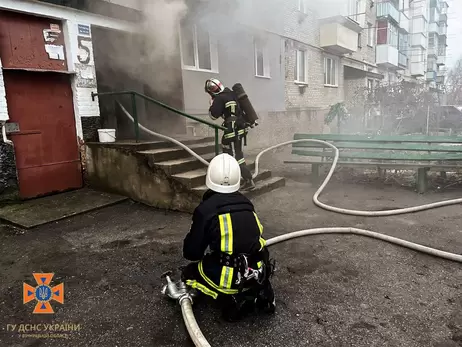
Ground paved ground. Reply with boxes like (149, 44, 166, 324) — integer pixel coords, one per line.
(0, 159, 461, 347)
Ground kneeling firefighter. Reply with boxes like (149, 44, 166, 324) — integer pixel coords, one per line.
(205, 78, 259, 191)
(181, 153, 276, 322)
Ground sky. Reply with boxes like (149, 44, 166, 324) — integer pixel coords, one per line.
(446, 0, 462, 69)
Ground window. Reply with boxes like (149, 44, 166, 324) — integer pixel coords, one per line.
(298, 0, 306, 13)
(399, 32, 408, 52)
(180, 21, 216, 71)
(358, 33, 362, 48)
(389, 23, 398, 48)
(376, 20, 398, 47)
(254, 40, 270, 78)
(348, 0, 361, 22)
(324, 57, 338, 86)
(294, 49, 306, 83)
(376, 20, 388, 44)
(368, 23, 374, 46)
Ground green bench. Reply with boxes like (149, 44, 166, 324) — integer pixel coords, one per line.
(284, 133, 462, 193)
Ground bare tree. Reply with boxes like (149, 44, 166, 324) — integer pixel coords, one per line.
(446, 56, 462, 105)
(348, 80, 439, 135)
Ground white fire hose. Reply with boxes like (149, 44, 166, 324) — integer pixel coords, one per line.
(119, 103, 462, 347)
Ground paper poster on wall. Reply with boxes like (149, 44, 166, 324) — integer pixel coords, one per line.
(43, 29, 61, 43)
(43, 23, 61, 43)
(45, 44, 65, 60)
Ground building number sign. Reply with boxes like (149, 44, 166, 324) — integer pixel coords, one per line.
(77, 24, 92, 65)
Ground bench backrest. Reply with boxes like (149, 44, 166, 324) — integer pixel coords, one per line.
(291, 133, 462, 161)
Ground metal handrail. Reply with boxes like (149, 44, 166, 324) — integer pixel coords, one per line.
(91, 90, 225, 154)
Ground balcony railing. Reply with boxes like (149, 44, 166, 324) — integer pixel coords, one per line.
(377, 1, 400, 24)
(441, 2, 448, 14)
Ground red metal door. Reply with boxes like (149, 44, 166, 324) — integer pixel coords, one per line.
(4, 70, 82, 198)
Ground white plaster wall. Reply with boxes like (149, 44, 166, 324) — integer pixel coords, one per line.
(64, 20, 100, 140)
(0, 58, 8, 121)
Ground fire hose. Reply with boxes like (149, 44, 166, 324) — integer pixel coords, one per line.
(118, 102, 462, 347)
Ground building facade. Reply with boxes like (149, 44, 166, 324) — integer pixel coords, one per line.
(0, 0, 451, 201)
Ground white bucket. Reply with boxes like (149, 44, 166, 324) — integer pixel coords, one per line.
(98, 129, 116, 143)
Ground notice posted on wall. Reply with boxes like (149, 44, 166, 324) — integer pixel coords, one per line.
(45, 44, 65, 60)
(43, 23, 62, 43)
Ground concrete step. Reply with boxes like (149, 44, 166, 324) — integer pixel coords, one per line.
(243, 176, 286, 198)
(190, 169, 273, 193)
(172, 160, 264, 189)
(192, 175, 285, 197)
(153, 154, 215, 176)
(139, 142, 216, 162)
(93, 136, 214, 152)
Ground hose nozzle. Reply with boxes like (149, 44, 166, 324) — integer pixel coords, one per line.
(161, 271, 193, 302)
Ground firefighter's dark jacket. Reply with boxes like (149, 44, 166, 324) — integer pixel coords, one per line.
(209, 88, 240, 122)
(183, 189, 264, 260)
(182, 189, 267, 293)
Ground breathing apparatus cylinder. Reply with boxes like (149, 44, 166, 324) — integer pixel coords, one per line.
(232, 83, 259, 125)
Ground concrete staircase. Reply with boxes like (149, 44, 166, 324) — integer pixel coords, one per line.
(86, 136, 285, 213)
(139, 136, 285, 197)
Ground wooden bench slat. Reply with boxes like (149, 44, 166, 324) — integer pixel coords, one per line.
(293, 133, 462, 144)
(292, 149, 462, 161)
(283, 160, 462, 170)
(292, 142, 462, 152)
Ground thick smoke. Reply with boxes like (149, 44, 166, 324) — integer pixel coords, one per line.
(139, 0, 188, 92)
(92, 0, 188, 94)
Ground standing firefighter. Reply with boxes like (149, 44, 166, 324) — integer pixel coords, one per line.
(181, 153, 276, 322)
(205, 78, 258, 191)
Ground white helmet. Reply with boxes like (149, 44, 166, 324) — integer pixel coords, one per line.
(205, 153, 241, 193)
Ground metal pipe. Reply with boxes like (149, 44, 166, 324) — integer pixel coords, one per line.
(1, 121, 13, 145)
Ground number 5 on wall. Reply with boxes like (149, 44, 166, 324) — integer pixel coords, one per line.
(77, 36, 92, 65)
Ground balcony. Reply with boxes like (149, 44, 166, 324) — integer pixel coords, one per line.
(437, 67, 447, 76)
(411, 4, 427, 19)
(398, 52, 408, 68)
(411, 62, 425, 76)
(430, 0, 442, 12)
(426, 70, 436, 81)
(437, 54, 446, 66)
(377, 44, 399, 69)
(439, 24, 447, 36)
(319, 16, 362, 55)
(428, 46, 437, 57)
(441, 1, 448, 20)
(428, 22, 439, 33)
(400, 10, 410, 33)
(376, 1, 400, 25)
(411, 33, 427, 47)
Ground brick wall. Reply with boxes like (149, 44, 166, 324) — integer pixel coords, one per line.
(348, 0, 376, 65)
(285, 41, 345, 109)
(282, 3, 345, 110)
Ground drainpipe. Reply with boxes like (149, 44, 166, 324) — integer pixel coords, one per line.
(1, 121, 13, 145)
